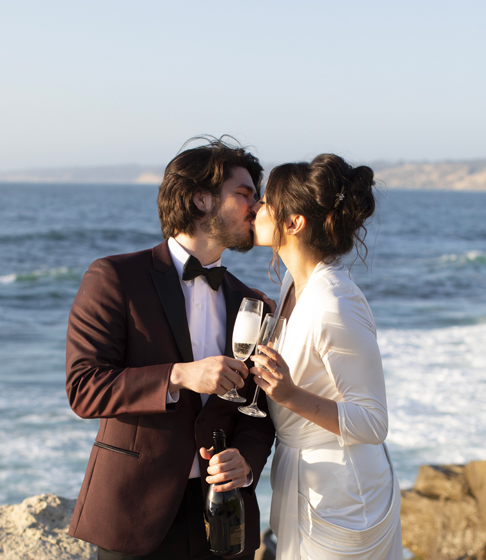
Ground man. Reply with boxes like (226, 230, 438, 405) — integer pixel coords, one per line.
(66, 137, 275, 560)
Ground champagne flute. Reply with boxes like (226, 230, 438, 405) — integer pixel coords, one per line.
(219, 297, 263, 403)
(238, 314, 287, 417)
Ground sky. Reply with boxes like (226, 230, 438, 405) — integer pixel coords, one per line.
(1, 0, 485, 171)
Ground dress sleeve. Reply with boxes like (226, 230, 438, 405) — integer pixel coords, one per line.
(314, 284, 388, 446)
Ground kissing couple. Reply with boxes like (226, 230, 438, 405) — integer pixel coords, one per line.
(66, 136, 402, 560)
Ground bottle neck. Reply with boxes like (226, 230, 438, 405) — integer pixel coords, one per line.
(213, 430, 226, 455)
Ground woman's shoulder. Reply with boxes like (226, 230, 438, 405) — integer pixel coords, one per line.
(310, 262, 357, 297)
(307, 263, 376, 330)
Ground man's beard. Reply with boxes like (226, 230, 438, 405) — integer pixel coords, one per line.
(203, 205, 254, 253)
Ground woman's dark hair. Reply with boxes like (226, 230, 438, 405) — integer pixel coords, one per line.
(158, 136, 263, 238)
(265, 153, 375, 263)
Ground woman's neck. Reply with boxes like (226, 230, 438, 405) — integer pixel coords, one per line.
(278, 244, 321, 301)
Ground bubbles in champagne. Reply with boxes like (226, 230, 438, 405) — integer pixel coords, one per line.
(232, 311, 261, 344)
(233, 342, 255, 361)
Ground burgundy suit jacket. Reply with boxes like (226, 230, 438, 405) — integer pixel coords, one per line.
(66, 241, 275, 556)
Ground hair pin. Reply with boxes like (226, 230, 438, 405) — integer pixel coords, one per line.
(334, 187, 345, 208)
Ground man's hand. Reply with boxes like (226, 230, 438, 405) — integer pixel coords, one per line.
(251, 289, 276, 314)
(200, 447, 251, 492)
(170, 356, 248, 395)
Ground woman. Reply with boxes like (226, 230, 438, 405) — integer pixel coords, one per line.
(250, 154, 402, 560)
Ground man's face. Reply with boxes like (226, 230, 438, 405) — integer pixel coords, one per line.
(204, 167, 258, 253)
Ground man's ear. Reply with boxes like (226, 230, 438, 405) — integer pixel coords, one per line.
(193, 191, 212, 213)
(285, 214, 306, 235)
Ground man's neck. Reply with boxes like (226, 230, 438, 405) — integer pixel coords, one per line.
(173, 233, 224, 266)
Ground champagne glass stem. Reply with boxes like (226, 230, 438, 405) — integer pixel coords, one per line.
(251, 385, 260, 406)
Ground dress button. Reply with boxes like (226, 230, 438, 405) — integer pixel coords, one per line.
(196, 303, 201, 309)
(194, 341, 199, 347)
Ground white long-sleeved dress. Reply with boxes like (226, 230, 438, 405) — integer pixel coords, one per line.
(269, 262, 402, 560)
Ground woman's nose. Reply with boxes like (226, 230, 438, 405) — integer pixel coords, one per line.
(251, 199, 261, 213)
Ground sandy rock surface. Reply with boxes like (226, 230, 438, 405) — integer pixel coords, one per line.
(401, 462, 486, 560)
(0, 494, 96, 560)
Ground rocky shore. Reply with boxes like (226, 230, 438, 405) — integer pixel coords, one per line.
(1, 460, 486, 560)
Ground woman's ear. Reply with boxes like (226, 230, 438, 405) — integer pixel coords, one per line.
(193, 190, 212, 212)
(285, 214, 306, 236)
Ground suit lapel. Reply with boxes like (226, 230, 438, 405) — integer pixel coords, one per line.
(150, 242, 194, 364)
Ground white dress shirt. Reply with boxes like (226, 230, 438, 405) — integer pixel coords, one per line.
(167, 237, 227, 478)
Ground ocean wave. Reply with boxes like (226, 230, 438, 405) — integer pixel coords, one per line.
(0, 227, 160, 244)
(0, 267, 77, 284)
(380, 323, 486, 487)
(435, 250, 486, 267)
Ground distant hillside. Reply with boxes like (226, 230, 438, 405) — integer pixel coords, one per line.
(0, 164, 165, 185)
(373, 159, 486, 191)
(1, 159, 485, 190)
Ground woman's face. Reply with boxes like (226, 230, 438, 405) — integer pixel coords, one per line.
(250, 196, 276, 247)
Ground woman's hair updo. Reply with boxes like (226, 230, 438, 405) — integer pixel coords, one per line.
(265, 153, 375, 262)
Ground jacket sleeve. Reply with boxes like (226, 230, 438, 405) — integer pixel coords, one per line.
(315, 285, 388, 446)
(66, 258, 173, 419)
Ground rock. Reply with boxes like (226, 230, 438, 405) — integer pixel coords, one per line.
(254, 528, 276, 560)
(466, 462, 486, 525)
(0, 494, 96, 560)
(401, 462, 486, 560)
(414, 464, 469, 501)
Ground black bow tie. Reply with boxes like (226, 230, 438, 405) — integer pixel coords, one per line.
(182, 255, 227, 291)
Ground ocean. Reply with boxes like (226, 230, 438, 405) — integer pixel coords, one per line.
(1, 183, 485, 529)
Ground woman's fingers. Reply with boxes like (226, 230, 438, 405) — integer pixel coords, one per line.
(251, 357, 278, 376)
(253, 374, 272, 391)
(255, 344, 280, 362)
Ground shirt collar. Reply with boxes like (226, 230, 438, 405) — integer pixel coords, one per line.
(167, 237, 223, 280)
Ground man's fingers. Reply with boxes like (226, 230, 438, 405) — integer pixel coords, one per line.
(208, 449, 236, 468)
(199, 446, 215, 461)
(206, 466, 246, 487)
(226, 370, 246, 388)
(225, 358, 249, 379)
(209, 478, 245, 492)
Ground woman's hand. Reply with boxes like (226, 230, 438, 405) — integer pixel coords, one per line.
(250, 344, 297, 406)
(252, 345, 341, 435)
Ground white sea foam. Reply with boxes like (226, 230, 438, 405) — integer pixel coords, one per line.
(379, 322, 486, 487)
(2, 323, 484, 507)
(435, 250, 486, 266)
(0, 274, 16, 284)
(0, 267, 75, 284)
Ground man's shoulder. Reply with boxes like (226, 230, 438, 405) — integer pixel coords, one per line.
(94, 241, 166, 268)
(84, 242, 169, 281)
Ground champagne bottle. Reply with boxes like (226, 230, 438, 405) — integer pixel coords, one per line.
(205, 429, 245, 556)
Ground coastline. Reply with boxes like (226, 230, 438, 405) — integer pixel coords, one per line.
(1, 159, 485, 190)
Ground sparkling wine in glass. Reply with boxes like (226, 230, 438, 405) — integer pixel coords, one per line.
(219, 297, 263, 403)
(238, 314, 287, 417)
